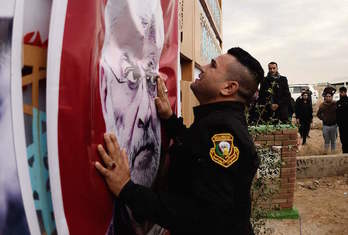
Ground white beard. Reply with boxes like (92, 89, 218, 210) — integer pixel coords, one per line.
(0, 42, 23, 232)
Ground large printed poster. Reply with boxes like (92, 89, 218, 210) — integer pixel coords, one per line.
(0, 0, 40, 234)
(47, 0, 178, 234)
(21, 0, 56, 234)
(0, 15, 29, 235)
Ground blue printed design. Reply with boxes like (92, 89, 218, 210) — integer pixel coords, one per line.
(26, 108, 56, 235)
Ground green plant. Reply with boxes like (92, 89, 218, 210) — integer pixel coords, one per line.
(250, 145, 282, 235)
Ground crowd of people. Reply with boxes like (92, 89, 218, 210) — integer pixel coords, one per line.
(250, 61, 348, 154)
(316, 86, 348, 153)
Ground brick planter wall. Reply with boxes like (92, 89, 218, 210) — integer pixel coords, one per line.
(252, 128, 298, 209)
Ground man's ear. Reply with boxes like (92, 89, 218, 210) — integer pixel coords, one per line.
(220, 80, 239, 96)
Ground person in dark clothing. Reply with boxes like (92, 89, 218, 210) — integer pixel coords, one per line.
(288, 97, 296, 120)
(317, 86, 337, 153)
(295, 91, 313, 145)
(95, 47, 264, 235)
(296, 88, 313, 106)
(257, 62, 291, 123)
(336, 86, 348, 153)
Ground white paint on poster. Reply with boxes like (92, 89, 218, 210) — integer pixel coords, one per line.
(23, 0, 52, 41)
(46, 0, 69, 234)
(0, 0, 15, 18)
(10, 0, 41, 233)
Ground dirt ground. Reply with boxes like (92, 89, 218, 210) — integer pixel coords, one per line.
(267, 176, 348, 235)
(265, 112, 347, 234)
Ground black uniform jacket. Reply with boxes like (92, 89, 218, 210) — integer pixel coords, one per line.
(258, 75, 291, 108)
(257, 75, 291, 122)
(119, 101, 260, 235)
(295, 99, 313, 124)
(337, 96, 348, 129)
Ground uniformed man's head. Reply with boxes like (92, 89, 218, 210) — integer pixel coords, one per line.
(339, 86, 347, 98)
(190, 47, 264, 105)
(268, 62, 278, 76)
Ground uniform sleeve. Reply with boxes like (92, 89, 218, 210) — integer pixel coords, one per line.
(118, 180, 202, 230)
(163, 114, 188, 140)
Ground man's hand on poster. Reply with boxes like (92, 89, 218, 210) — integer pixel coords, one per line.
(95, 133, 131, 197)
(155, 75, 173, 119)
(271, 103, 279, 111)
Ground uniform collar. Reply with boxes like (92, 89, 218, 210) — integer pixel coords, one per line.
(193, 101, 246, 122)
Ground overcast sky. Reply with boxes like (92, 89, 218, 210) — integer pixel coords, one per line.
(222, 0, 348, 84)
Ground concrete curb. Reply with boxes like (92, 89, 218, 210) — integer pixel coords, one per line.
(296, 154, 348, 178)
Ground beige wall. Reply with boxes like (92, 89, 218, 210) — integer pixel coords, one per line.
(179, 0, 222, 125)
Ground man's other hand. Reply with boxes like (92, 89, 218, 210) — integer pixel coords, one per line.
(155, 76, 173, 120)
(95, 133, 131, 197)
(271, 104, 279, 111)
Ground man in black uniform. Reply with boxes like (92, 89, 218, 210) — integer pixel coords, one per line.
(337, 86, 348, 153)
(95, 47, 264, 235)
(257, 62, 291, 123)
(295, 91, 313, 145)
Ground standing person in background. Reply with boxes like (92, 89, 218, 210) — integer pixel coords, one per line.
(336, 86, 348, 153)
(257, 62, 291, 123)
(295, 91, 313, 145)
(317, 87, 337, 153)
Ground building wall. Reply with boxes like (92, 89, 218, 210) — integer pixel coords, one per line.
(179, 0, 222, 126)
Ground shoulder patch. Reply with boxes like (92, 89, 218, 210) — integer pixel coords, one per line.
(209, 133, 239, 168)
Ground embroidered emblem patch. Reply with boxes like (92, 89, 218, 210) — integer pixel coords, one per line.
(209, 133, 239, 168)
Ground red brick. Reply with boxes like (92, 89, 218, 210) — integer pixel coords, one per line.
(272, 198, 287, 204)
(281, 171, 296, 178)
(286, 186, 295, 194)
(287, 194, 294, 202)
(278, 189, 292, 195)
(266, 141, 275, 146)
(281, 152, 291, 158)
(274, 193, 291, 200)
(254, 140, 267, 146)
(280, 202, 293, 209)
(281, 182, 296, 189)
(280, 178, 289, 184)
(282, 140, 298, 146)
(288, 177, 296, 183)
(256, 134, 274, 141)
(274, 141, 282, 145)
(289, 134, 298, 140)
(290, 151, 298, 157)
(275, 135, 289, 141)
(282, 157, 296, 163)
(282, 158, 296, 167)
(282, 129, 298, 135)
(287, 161, 296, 168)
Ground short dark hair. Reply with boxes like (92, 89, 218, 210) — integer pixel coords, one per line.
(227, 47, 264, 103)
(339, 86, 347, 93)
(227, 47, 264, 84)
(268, 61, 278, 66)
